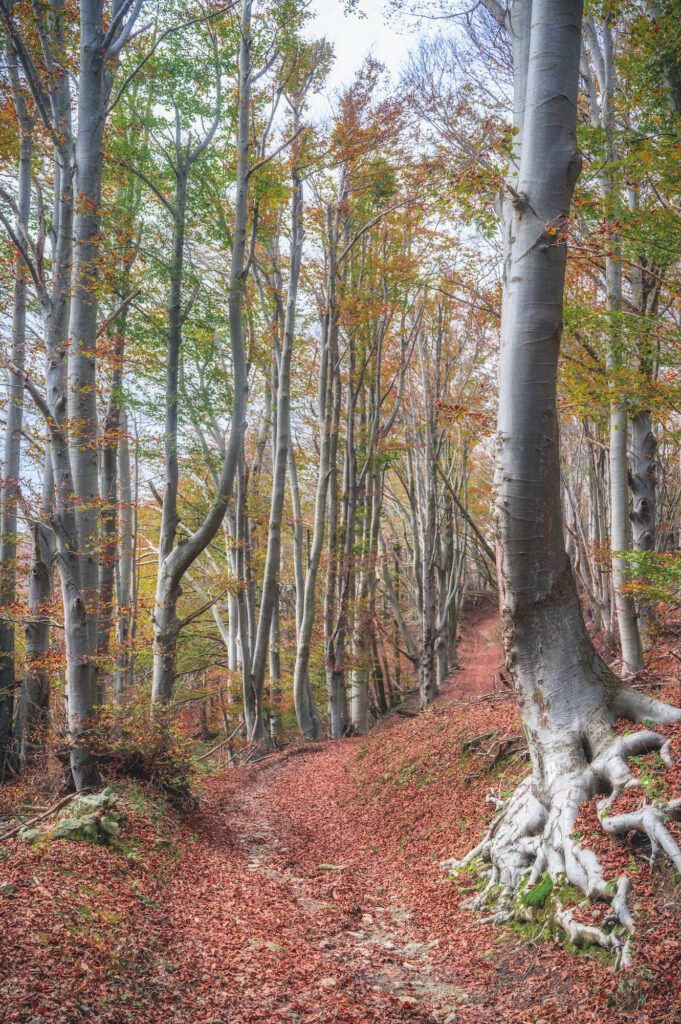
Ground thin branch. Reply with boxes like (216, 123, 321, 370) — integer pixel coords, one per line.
(178, 591, 227, 631)
(336, 195, 415, 270)
(96, 288, 142, 338)
(247, 124, 306, 179)
(116, 160, 176, 218)
(107, 2, 238, 114)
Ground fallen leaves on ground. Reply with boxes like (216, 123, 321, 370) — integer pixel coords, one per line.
(1, 604, 680, 1023)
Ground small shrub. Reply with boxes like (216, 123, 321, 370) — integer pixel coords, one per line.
(91, 695, 195, 804)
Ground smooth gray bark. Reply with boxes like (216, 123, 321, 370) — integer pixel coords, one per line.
(0, 57, 33, 773)
(583, 16, 643, 673)
(248, 120, 305, 747)
(447, 0, 681, 936)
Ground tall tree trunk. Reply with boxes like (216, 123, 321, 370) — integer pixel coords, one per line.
(629, 410, 657, 641)
(447, 0, 680, 937)
(607, 259, 643, 674)
(249, 140, 304, 746)
(236, 449, 256, 735)
(583, 15, 643, 673)
(324, 334, 343, 738)
(0, 69, 32, 774)
(151, 167, 188, 702)
(349, 486, 370, 735)
(268, 585, 280, 745)
(291, 241, 340, 739)
(63, 0, 111, 789)
(151, 0, 250, 704)
(98, 307, 129, 702)
(114, 409, 134, 698)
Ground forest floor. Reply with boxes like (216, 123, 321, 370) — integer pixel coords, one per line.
(2, 601, 681, 1023)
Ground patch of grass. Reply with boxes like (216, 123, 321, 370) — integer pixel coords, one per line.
(520, 873, 552, 908)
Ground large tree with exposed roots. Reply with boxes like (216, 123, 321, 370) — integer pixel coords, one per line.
(442, 0, 681, 962)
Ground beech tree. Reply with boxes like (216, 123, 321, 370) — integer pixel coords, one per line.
(443, 0, 681, 959)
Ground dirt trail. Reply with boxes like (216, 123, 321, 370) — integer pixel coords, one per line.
(153, 604, 505, 1023)
(444, 598, 502, 701)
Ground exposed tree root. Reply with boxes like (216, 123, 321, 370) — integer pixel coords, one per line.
(442, 689, 681, 967)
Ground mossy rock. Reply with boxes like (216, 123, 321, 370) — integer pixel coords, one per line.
(67, 787, 121, 819)
(53, 816, 101, 842)
(18, 827, 42, 845)
(51, 788, 126, 845)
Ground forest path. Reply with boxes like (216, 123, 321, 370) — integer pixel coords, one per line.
(446, 598, 503, 701)
(157, 603, 503, 1023)
(162, 745, 473, 1023)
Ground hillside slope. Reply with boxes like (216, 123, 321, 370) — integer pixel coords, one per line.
(1, 605, 680, 1023)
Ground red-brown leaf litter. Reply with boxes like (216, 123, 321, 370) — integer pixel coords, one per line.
(1, 601, 680, 1023)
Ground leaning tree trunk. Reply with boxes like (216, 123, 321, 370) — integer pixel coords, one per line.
(444, 0, 681, 958)
(151, 0, 249, 706)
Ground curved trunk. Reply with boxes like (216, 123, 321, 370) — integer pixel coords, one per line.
(151, 0, 251, 704)
(446, 0, 681, 945)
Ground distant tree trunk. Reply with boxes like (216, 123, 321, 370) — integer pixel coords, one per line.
(607, 265, 643, 674)
(349, 486, 370, 735)
(419, 370, 439, 708)
(350, 466, 382, 733)
(237, 450, 256, 736)
(587, 435, 612, 632)
(249, 126, 305, 747)
(324, 331, 343, 738)
(268, 584, 282, 744)
(18, 449, 55, 770)
(583, 15, 643, 673)
(0, 62, 33, 775)
(629, 410, 657, 639)
(437, 500, 454, 691)
(98, 305, 130, 702)
(114, 410, 134, 698)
